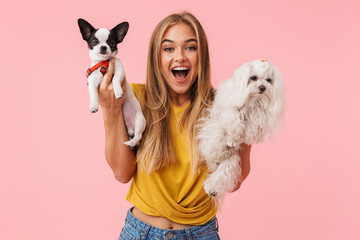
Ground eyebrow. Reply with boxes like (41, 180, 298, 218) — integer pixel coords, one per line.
(161, 38, 197, 44)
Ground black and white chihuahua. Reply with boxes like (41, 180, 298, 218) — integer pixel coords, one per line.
(78, 18, 146, 147)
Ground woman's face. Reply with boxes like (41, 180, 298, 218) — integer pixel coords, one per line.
(160, 23, 199, 104)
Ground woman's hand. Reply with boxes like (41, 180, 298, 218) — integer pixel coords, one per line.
(98, 58, 126, 117)
(231, 143, 252, 192)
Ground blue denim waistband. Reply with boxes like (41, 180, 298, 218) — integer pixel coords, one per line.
(124, 208, 218, 239)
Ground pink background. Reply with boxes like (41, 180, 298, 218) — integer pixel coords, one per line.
(1, 0, 359, 239)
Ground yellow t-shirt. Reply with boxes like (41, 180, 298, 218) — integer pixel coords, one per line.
(125, 83, 217, 225)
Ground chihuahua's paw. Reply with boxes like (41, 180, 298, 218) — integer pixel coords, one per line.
(123, 137, 141, 148)
(115, 92, 123, 100)
(114, 89, 123, 100)
(123, 141, 134, 147)
(89, 106, 98, 113)
(123, 140, 138, 151)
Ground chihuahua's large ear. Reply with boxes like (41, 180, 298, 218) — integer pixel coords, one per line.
(112, 22, 129, 43)
(78, 18, 95, 41)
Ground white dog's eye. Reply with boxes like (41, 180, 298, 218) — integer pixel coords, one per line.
(266, 78, 272, 83)
(250, 76, 258, 81)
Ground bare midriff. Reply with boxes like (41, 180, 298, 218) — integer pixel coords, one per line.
(132, 207, 193, 230)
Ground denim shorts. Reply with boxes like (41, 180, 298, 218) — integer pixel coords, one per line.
(118, 208, 220, 240)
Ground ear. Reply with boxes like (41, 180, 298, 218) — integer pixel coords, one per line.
(111, 22, 129, 43)
(78, 18, 95, 41)
(231, 62, 253, 106)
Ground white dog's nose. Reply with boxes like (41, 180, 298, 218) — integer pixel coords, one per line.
(259, 85, 266, 93)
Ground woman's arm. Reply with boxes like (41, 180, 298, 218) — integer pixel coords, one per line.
(231, 143, 252, 192)
(98, 59, 136, 183)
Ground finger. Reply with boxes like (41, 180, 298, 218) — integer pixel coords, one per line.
(102, 58, 115, 86)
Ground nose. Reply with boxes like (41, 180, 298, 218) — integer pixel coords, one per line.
(100, 46, 107, 54)
(174, 49, 186, 62)
(259, 85, 266, 93)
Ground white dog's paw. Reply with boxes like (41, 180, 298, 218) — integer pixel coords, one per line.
(226, 141, 235, 148)
(203, 175, 225, 198)
(226, 136, 238, 148)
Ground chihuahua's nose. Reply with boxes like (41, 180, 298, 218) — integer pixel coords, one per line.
(100, 46, 107, 54)
(259, 85, 266, 93)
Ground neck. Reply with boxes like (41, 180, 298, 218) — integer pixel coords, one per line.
(90, 58, 107, 67)
(169, 92, 191, 107)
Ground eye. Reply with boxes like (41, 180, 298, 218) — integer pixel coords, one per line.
(186, 46, 197, 51)
(108, 40, 116, 47)
(266, 78, 272, 83)
(91, 39, 99, 46)
(250, 76, 258, 81)
(164, 47, 174, 52)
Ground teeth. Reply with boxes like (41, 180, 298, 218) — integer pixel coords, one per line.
(172, 67, 189, 71)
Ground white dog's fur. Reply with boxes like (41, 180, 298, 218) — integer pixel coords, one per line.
(198, 59, 285, 200)
(78, 19, 146, 147)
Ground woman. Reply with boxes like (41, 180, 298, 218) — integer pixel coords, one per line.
(98, 12, 251, 240)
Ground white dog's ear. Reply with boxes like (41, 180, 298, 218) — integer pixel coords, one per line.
(231, 62, 253, 106)
(269, 63, 285, 118)
(78, 18, 95, 41)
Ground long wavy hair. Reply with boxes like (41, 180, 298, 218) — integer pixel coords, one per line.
(136, 12, 213, 173)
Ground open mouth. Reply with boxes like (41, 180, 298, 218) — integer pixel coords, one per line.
(172, 67, 189, 83)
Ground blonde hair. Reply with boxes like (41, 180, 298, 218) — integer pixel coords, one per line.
(136, 12, 213, 173)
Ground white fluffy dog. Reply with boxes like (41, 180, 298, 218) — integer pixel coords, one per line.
(198, 59, 285, 199)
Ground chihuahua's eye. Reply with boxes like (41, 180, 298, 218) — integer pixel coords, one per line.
(250, 76, 258, 81)
(91, 39, 99, 46)
(266, 78, 272, 83)
(108, 40, 116, 47)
